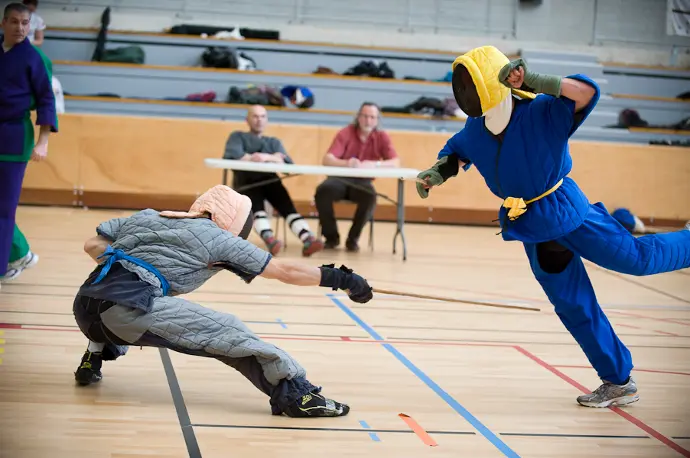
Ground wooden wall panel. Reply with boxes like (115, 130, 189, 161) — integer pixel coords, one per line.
(569, 140, 690, 221)
(19, 113, 690, 225)
(22, 114, 80, 191)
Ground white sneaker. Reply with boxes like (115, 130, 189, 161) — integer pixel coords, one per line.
(8, 251, 39, 271)
(1, 251, 39, 283)
(0, 267, 22, 283)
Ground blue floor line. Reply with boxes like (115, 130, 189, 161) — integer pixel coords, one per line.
(329, 294, 520, 458)
(359, 420, 380, 442)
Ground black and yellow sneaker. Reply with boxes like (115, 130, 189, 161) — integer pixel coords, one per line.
(74, 351, 103, 386)
(283, 392, 350, 418)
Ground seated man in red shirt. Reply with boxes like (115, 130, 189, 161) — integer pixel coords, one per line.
(315, 102, 400, 251)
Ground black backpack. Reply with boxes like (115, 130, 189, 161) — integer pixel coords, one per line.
(201, 47, 239, 69)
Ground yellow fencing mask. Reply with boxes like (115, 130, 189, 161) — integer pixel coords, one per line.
(451, 46, 536, 133)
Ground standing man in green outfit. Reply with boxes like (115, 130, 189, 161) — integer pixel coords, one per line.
(0, 3, 58, 288)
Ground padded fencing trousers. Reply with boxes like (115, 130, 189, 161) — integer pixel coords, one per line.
(525, 203, 690, 385)
(73, 293, 317, 414)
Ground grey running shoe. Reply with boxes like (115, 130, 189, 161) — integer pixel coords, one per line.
(577, 377, 639, 408)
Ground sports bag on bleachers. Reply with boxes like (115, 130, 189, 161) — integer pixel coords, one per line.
(227, 85, 284, 106)
(169, 24, 280, 40)
(100, 45, 145, 64)
(202, 46, 239, 69)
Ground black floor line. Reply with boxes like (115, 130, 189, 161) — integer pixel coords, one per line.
(191, 423, 651, 439)
(192, 423, 474, 435)
(159, 348, 202, 458)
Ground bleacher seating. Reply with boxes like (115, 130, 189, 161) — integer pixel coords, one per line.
(603, 63, 690, 99)
(44, 28, 690, 143)
(52, 60, 456, 113)
(63, 95, 466, 132)
(42, 29, 459, 81)
(608, 94, 690, 126)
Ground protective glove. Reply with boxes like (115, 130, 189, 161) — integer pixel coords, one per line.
(319, 264, 373, 303)
(498, 58, 562, 97)
(416, 156, 457, 199)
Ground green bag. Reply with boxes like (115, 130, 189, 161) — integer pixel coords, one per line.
(101, 45, 145, 64)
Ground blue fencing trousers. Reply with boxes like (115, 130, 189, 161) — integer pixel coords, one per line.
(525, 203, 690, 385)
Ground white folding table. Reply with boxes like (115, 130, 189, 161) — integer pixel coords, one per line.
(204, 159, 421, 260)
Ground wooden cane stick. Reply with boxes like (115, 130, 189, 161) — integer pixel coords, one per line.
(372, 287, 541, 312)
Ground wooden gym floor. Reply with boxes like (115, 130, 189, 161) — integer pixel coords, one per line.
(0, 205, 688, 458)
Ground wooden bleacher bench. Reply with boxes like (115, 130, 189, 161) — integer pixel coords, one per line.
(610, 93, 690, 104)
(47, 26, 521, 61)
(52, 59, 454, 88)
(63, 94, 465, 123)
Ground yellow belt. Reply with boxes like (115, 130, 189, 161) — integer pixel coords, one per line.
(502, 178, 563, 221)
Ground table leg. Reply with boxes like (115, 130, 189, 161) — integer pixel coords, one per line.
(392, 178, 408, 261)
(222, 170, 228, 186)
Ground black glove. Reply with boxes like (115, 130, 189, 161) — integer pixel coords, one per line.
(319, 264, 373, 303)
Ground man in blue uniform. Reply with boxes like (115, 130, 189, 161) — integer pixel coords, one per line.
(0, 2, 57, 287)
(416, 46, 690, 408)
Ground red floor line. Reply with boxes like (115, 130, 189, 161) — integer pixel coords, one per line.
(264, 334, 513, 348)
(616, 323, 642, 330)
(21, 326, 83, 333)
(2, 322, 686, 351)
(0, 323, 514, 348)
(514, 346, 690, 457)
(552, 364, 690, 377)
(0, 323, 21, 330)
(654, 330, 681, 337)
(610, 311, 690, 328)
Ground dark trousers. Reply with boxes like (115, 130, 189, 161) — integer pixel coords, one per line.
(314, 177, 376, 244)
(236, 172, 298, 216)
(0, 161, 28, 276)
(73, 293, 315, 414)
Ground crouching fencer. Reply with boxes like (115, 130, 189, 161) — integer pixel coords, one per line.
(71, 185, 373, 418)
(416, 46, 690, 408)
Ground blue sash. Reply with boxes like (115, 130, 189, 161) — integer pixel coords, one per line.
(92, 245, 170, 296)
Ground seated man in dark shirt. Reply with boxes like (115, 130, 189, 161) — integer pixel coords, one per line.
(223, 105, 323, 257)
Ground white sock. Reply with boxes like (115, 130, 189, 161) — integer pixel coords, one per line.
(88, 341, 105, 353)
(632, 215, 646, 234)
(286, 213, 312, 242)
(253, 211, 273, 239)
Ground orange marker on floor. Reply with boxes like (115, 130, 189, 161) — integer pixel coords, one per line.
(399, 413, 438, 446)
